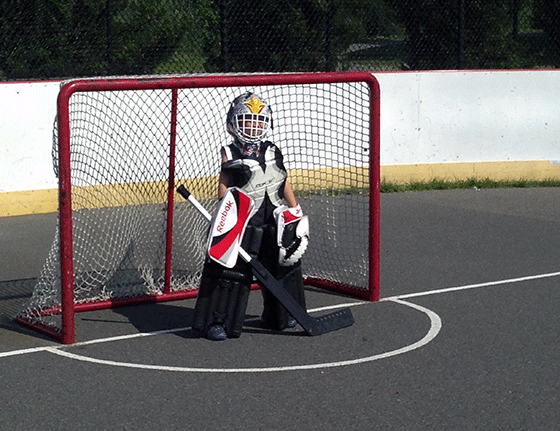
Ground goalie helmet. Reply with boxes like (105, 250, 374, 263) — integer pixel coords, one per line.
(227, 92, 272, 145)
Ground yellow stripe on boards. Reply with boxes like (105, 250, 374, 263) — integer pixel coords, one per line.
(380, 160, 560, 185)
(2, 161, 560, 217)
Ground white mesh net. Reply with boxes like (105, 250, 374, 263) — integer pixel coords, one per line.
(19, 77, 375, 335)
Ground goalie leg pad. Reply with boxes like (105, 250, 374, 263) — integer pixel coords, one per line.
(262, 263, 306, 330)
(192, 260, 252, 338)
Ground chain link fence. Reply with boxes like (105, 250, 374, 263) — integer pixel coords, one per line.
(1, 0, 559, 81)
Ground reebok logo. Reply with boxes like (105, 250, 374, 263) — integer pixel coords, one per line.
(255, 178, 274, 189)
(216, 200, 234, 233)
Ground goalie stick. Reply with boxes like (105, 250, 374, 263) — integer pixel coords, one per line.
(177, 185, 355, 336)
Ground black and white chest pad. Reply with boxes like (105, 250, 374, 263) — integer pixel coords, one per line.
(221, 142, 287, 215)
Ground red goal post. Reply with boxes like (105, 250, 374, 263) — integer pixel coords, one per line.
(17, 72, 380, 344)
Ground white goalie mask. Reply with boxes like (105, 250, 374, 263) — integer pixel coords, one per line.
(226, 92, 272, 145)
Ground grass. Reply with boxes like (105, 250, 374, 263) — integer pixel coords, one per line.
(380, 177, 560, 193)
(293, 178, 560, 198)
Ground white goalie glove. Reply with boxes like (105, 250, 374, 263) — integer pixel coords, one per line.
(273, 204, 309, 266)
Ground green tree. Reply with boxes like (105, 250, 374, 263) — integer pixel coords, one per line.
(0, 0, 108, 79)
(391, 0, 522, 70)
(330, 0, 404, 70)
(110, 0, 219, 75)
(533, 0, 560, 66)
(223, 0, 328, 72)
(0, 0, 219, 79)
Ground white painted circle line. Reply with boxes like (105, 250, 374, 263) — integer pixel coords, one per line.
(44, 299, 442, 373)
(5, 269, 558, 361)
(381, 270, 560, 302)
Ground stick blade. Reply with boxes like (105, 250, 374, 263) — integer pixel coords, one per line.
(306, 308, 355, 336)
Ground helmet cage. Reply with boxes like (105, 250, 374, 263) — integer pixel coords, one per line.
(232, 112, 271, 144)
(227, 92, 272, 144)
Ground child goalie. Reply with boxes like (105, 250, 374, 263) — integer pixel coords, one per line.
(191, 92, 309, 341)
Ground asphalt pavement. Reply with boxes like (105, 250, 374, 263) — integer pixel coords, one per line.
(1, 188, 559, 430)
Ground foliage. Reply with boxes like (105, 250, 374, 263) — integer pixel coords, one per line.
(110, 0, 218, 75)
(0, 0, 218, 79)
(389, 0, 529, 70)
(0, 0, 558, 80)
(223, 0, 328, 72)
(533, 0, 560, 66)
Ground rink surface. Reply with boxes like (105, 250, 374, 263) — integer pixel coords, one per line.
(1, 188, 559, 430)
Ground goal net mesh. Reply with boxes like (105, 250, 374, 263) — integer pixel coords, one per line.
(19, 78, 373, 334)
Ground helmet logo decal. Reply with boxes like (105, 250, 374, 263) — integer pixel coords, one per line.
(244, 97, 265, 114)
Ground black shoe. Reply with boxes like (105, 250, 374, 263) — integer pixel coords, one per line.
(286, 316, 297, 329)
(207, 324, 228, 341)
(261, 313, 297, 330)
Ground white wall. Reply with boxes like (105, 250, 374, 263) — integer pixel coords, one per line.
(0, 81, 60, 192)
(1, 71, 559, 193)
(376, 70, 560, 166)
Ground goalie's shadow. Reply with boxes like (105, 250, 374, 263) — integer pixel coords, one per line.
(112, 304, 304, 339)
(112, 303, 199, 339)
(242, 315, 305, 337)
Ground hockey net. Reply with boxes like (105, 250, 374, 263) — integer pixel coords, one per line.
(17, 72, 380, 343)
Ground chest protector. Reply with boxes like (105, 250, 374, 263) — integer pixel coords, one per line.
(221, 141, 287, 224)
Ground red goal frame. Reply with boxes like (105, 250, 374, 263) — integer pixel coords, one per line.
(18, 72, 380, 344)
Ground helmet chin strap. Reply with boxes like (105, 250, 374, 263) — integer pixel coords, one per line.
(237, 140, 260, 157)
